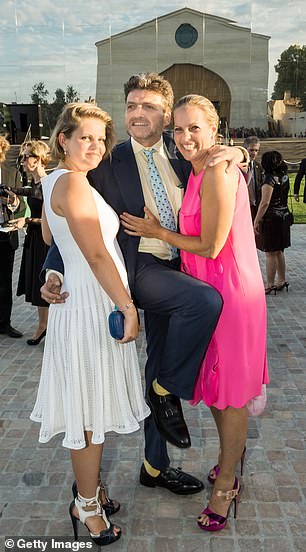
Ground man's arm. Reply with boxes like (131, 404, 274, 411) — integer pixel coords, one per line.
(41, 239, 64, 279)
(204, 145, 249, 173)
(40, 240, 69, 304)
(294, 159, 306, 202)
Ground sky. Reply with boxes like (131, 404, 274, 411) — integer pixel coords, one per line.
(0, 0, 305, 106)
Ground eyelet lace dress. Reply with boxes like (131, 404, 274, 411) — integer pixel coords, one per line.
(30, 169, 150, 449)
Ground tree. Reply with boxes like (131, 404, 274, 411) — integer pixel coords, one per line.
(30, 82, 51, 133)
(272, 45, 306, 110)
(66, 85, 80, 103)
(30, 82, 49, 105)
(54, 88, 66, 107)
(48, 88, 66, 129)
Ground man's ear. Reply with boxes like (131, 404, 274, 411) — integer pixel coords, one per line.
(163, 110, 172, 128)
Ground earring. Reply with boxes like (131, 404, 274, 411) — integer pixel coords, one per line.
(63, 150, 67, 156)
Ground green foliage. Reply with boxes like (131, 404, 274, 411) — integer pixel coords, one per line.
(66, 85, 80, 103)
(272, 45, 306, 109)
(30, 82, 49, 104)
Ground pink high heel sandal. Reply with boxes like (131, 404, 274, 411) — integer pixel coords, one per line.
(198, 477, 241, 532)
(207, 446, 246, 484)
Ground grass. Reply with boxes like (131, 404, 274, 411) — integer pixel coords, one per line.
(288, 173, 306, 224)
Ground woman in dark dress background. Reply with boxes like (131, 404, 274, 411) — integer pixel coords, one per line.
(16, 140, 50, 344)
(254, 150, 291, 294)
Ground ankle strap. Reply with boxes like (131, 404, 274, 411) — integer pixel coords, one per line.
(215, 478, 239, 500)
(75, 486, 110, 528)
(215, 488, 239, 500)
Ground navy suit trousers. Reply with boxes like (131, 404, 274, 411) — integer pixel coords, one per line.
(133, 253, 222, 470)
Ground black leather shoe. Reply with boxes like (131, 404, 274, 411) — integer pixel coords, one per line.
(0, 325, 23, 338)
(27, 329, 46, 346)
(140, 464, 204, 495)
(146, 384, 191, 448)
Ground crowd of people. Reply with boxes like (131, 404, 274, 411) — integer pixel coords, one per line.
(229, 126, 306, 139)
(0, 71, 304, 544)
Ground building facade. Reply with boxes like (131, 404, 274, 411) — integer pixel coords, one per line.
(96, 8, 269, 140)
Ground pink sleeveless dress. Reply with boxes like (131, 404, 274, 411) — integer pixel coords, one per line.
(180, 168, 269, 409)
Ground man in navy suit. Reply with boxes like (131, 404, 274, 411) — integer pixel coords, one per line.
(41, 73, 246, 494)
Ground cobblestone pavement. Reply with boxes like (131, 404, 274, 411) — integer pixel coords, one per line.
(1, 226, 306, 552)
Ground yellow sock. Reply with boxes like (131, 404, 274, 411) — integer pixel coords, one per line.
(144, 459, 160, 477)
(152, 378, 170, 396)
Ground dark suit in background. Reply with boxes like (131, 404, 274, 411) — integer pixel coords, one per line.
(244, 160, 263, 221)
(0, 201, 19, 330)
(44, 134, 222, 471)
(294, 158, 306, 202)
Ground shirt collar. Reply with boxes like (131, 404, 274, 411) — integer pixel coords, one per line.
(131, 137, 164, 155)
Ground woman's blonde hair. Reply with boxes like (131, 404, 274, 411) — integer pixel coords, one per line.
(50, 102, 116, 161)
(21, 140, 50, 167)
(174, 94, 219, 137)
(0, 135, 10, 164)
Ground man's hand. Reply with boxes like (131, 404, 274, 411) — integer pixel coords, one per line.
(40, 273, 69, 304)
(237, 162, 249, 174)
(204, 145, 246, 173)
(294, 194, 300, 202)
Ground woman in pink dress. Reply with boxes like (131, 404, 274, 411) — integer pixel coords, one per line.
(121, 94, 268, 532)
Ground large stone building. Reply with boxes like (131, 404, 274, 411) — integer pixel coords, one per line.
(95, 8, 269, 140)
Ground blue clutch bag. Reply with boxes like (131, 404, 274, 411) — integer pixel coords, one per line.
(108, 309, 124, 340)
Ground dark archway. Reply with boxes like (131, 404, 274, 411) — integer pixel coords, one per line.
(161, 64, 231, 124)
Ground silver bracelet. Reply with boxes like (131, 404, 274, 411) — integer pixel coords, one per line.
(118, 300, 134, 312)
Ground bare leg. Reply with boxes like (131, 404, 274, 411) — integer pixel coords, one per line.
(265, 252, 277, 288)
(207, 407, 223, 480)
(275, 251, 286, 285)
(70, 432, 120, 535)
(31, 306, 48, 340)
(199, 406, 248, 525)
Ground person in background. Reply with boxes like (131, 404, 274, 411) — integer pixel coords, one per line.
(0, 135, 23, 338)
(254, 150, 291, 294)
(243, 136, 263, 220)
(15, 140, 50, 345)
(294, 157, 306, 203)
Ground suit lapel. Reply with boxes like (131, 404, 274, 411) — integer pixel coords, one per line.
(111, 140, 145, 215)
(163, 141, 189, 189)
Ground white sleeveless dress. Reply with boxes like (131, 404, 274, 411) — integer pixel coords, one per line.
(30, 169, 150, 449)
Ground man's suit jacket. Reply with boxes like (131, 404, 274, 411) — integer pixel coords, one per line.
(294, 158, 306, 203)
(0, 201, 19, 251)
(244, 160, 263, 205)
(44, 134, 191, 289)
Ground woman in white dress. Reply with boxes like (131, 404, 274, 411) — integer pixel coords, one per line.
(30, 103, 150, 545)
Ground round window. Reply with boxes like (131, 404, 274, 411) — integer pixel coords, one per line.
(175, 24, 198, 49)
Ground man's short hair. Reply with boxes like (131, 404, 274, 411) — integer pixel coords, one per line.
(124, 73, 174, 112)
(243, 136, 260, 148)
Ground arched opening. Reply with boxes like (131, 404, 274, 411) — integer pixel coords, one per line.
(161, 64, 231, 127)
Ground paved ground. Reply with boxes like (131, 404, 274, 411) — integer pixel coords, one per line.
(1, 226, 306, 551)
